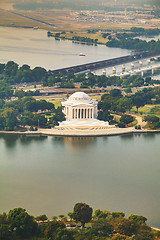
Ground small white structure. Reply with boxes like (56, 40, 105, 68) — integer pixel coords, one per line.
(58, 92, 109, 128)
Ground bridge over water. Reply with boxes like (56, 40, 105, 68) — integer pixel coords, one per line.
(51, 50, 160, 75)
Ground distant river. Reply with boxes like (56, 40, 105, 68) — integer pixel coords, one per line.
(0, 26, 131, 70)
(0, 133, 159, 228)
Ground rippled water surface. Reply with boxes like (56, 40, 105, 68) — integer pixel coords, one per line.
(0, 26, 131, 69)
(0, 133, 159, 228)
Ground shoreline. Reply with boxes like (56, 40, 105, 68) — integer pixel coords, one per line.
(0, 127, 160, 137)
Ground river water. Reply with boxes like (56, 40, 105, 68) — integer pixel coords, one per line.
(0, 26, 131, 70)
(0, 133, 159, 228)
(0, 27, 160, 228)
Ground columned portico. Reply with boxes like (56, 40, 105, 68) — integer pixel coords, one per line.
(59, 92, 109, 128)
(71, 107, 94, 120)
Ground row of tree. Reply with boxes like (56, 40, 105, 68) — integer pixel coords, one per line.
(106, 38, 160, 51)
(0, 203, 158, 240)
(0, 97, 65, 131)
(43, 72, 159, 89)
(0, 61, 47, 85)
(0, 61, 159, 92)
(97, 87, 160, 128)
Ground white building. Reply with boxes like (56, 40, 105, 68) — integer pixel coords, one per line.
(58, 92, 109, 128)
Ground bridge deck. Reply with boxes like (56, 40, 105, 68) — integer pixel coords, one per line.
(51, 50, 160, 75)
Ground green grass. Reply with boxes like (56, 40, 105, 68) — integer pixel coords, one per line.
(49, 100, 61, 108)
(148, 105, 160, 117)
(130, 119, 138, 126)
(131, 106, 154, 116)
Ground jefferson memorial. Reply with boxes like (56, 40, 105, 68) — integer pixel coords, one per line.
(58, 92, 109, 128)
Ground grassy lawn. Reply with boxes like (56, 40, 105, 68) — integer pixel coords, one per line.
(129, 119, 138, 126)
(148, 105, 160, 117)
(62, 31, 108, 44)
(49, 100, 61, 108)
(130, 105, 153, 116)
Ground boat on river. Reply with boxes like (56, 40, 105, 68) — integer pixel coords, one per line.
(79, 53, 86, 56)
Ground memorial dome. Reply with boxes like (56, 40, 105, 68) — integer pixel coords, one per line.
(68, 92, 92, 103)
(59, 91, 109, 127)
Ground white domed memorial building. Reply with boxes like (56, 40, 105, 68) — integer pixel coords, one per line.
(58, 92, 109, 128)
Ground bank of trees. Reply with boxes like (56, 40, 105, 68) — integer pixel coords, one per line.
(0, 97, 65, 131)
(0, 203, 157, 240)
(0, 61, 159, 93)
(44, 72, 159, 89)
(106, 26, 160, 51)
(0, 61, 47, 85)
(106, 38, 160, 51)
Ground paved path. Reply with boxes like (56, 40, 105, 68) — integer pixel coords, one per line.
(131, 114, 147, 128)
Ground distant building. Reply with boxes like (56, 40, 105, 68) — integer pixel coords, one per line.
(58, 92, 109, 128)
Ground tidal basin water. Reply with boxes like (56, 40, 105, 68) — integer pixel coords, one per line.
(0, 133, 159, 228)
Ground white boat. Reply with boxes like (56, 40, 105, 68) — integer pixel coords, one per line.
(79, 53, 86, 56)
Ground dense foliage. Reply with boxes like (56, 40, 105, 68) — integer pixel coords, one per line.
(98, 87, 160, 128)
(0, 203, 157, 240)
(0, 97, 65, 131)
(0, 61, 159, 92)
(106, 38, 160, 51)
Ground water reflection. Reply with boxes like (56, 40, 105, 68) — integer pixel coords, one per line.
(19, 135, 47, 145)
(0, 134, 19, 148)
(0, 134, 47, 148)
(59, 136, 96, 149)
(142, 133, 157, 139)
(120, 133, 134, 141)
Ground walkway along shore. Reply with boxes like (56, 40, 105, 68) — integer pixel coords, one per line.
(0, 127, 160, 137)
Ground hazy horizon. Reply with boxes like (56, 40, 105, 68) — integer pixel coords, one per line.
(10, 0, 160, 11)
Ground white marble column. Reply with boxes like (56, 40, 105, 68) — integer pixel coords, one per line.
(92, 108, 94, 118)
(78, 109, 80, 119)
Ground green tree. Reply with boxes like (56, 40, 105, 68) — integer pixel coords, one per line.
(112, 233, 134, 240)
(112, 212, 125, 219)
(0, 63, 5, 74)
(93, 209, 110, 219)
(110, 89, 122, 98)
(4, 61, 18, 77)
(113, 218, 139, 237)
(8, 207, 38, 238)
(73, 203, 93, 228)
(0, 224, 11, 240)
(132, 94, 145, 112)
(2, 107, 18, 130)
(128, 214, 147, 224)
(55, 228, 75, 240)
(120, 115, 134, 125)
(135, 224, 154, 240)
(92, 219, 113, 237)
(44, 220, 65, 239)
(0, 213, 11, 240)
(36, 214, 48, 222)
